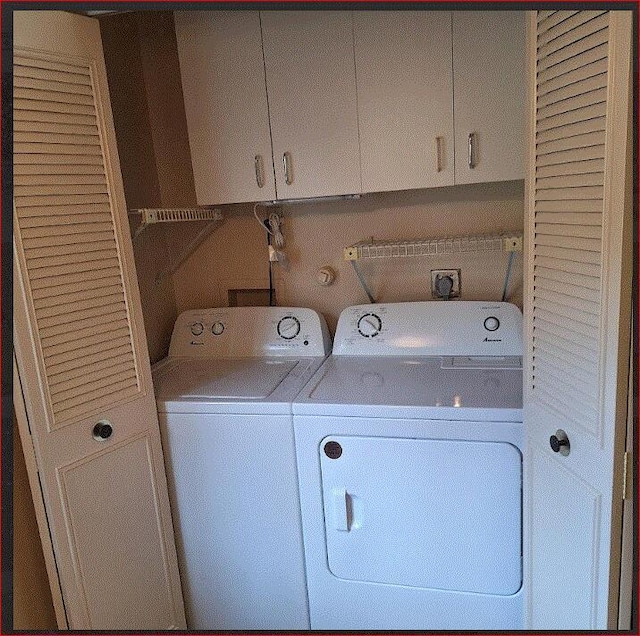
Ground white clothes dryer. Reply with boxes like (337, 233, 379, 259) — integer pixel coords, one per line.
(152, 306, 330, 630)
(293, 301, 524, 630)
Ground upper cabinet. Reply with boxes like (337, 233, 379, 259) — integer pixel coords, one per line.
(452, 11, 526, 185)
(175, 10, 525, 205)
(175, 11, 276, 204)
(354, 12, 455, 192)
(261, 12, 361, 200)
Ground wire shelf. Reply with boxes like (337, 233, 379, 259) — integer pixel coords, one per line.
(344, 233, 522, 261)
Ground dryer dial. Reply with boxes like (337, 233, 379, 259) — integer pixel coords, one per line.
(277, 316, 301, 340)
(211, 321, 225, 336)
(357, 313, 382, 338)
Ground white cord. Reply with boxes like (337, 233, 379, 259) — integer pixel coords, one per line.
(253, 203, 285, 247)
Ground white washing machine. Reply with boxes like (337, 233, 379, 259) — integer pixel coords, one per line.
(293, 301, 524, 630)
(152, 306, 330, 630)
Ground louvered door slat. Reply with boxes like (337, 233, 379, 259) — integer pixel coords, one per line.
(18, 203, 111, 217)
(534, 296, 599, 327)
(535, 265, 600, 291)
(536, 144, 605, 167)
(33, 284, 124, 311)
(48, 352, 133, 387)
(31, 274, 123, 300)
(538, 10, 564, 25)
(537, 32, 608, 74)
(537, 11, 605, 47)
(45, 343, 133, 378)
(43, 327, 131, 360)
(53, 378, 139, 418)
(49, 361, 136, 396)
(14, 54, 139, 428)
(537, 132, 605, 156)
(14, 75, 93, 95)
(535, 184, 603, 200)
(536, 173, 603, 189)
(14, 98, 96, 116)
(533, 322, 598, 362)
(536, 157, 603, 178)
(536, 117, 606, 144)
(40, 308, 126, 340)
(30, 262, 119, 290)
(537, 102, 607, 131)
(531, 382, 597, 424)
(535, 234, 601, 253)
(51, 367, 136, 408)
(28, 249, 117, 271)
(535, 275, 600, 302)
(536, 244, 601, 265)
(533, 361, 598, 407)
(537, 58, 608, 94)
(537, 13, 609, 57)
(534, 340, 599, 381)
(42, 318, 130, 348)
(14, 109, 97, 126)
(537, 76, 607, 111)
(534, 197, 603, 212)
(534, 306, 599, 338)
(535, 254, 601, 277)
(533, 287, 599, 318)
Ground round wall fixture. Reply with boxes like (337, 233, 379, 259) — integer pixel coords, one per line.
(317, 266, 336, 286)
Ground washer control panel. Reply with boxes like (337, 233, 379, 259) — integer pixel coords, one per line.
(334, 301, 522, 357)
(169, 306, 331, 358)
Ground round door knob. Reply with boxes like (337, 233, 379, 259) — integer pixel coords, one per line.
(549, 429, 570, 456)
(93, 421, 113, 441)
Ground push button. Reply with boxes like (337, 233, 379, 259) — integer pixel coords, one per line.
(483, 316, 500, 332)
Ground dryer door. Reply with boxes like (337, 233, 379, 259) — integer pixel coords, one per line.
(320, 435, 522, 595)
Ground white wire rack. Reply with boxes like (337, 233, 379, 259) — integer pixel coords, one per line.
(344, 233, 522, 261)
(129, 207, 225, 282)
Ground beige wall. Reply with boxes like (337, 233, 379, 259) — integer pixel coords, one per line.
(101, 11, 525, 349)
(172, 181, 524, 332)
(13, 419, 57, 630)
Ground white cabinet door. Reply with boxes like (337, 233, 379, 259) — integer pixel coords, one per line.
(354, 12, 454, 193)
(13, 12, 186, 630)
(261, 11, 361, 200)
(524, 11, 632, 629)
(453, 11, 525, 184)
(175, 11, 276, 204)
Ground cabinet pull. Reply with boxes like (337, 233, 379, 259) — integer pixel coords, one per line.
(468, 132, 476, 169)
(435, 136, 443, 173)
(283, 151, 293, 186)
(254, 155, 265, 188)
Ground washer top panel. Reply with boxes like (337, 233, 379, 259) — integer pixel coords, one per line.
(169, 306, 331, 358)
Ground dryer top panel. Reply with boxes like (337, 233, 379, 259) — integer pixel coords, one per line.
(168, 306, 331, 358)
(333, 301, 522, 357)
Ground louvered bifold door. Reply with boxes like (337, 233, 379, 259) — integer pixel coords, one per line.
(12, 12, 186, 630)
(523, 11, 632, 630)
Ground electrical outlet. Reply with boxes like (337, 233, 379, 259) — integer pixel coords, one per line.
(431, 269, 461, 299)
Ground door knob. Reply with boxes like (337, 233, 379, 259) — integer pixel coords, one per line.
(93, 420, 113, 441)
(549, 429, 570, 456)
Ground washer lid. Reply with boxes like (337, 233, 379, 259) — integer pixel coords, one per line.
(153, 358, 299, 400)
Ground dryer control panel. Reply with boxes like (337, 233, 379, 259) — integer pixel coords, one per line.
(169, 307, 331, 358)
(334, 301, 522, 357)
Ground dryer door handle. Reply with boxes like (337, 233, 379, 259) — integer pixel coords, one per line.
(332, 488, 350, 531)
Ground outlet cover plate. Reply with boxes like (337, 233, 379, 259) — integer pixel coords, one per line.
(431, 269, 461, 299)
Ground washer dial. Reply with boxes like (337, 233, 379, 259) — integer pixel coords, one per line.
(190, 322, 204, 336)
(357, 313, 382, 338)
(211, 321, 225, 336)
(277, 316, 301, 340)
(483, 316, 500, 332)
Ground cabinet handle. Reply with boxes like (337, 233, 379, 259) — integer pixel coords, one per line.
(283, 151, 293, 186)
(435, 136, 443, 173)
(254, 155, 265, 188)
(468, 132, 476, 169)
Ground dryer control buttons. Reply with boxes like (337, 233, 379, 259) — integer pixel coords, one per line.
(190, 322, 204, 336)
(357, 313, 382, 338)
(483, 316, 500, 332)
(277, 316, 301, 340)
(211, 321, 225, 336)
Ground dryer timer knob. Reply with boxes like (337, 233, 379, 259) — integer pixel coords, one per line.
(277, 316, 301, 339)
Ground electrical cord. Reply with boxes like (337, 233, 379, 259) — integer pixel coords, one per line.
(253, 203, 284, 247)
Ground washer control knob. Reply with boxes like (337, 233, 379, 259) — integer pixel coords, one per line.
(190, 322, 204, 336)
(357, 313, 382, 338)
(211, 321, 225, 336)
(483, 316, 500, 332)
(277, 316, 300, 340)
